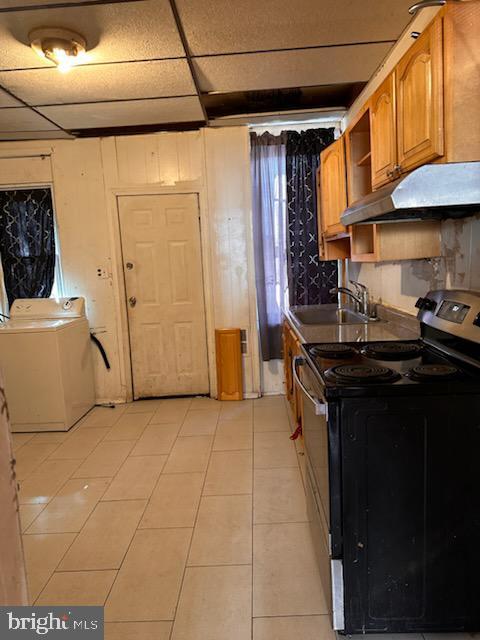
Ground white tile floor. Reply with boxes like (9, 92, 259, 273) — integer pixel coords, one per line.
(12, 396, 478, 640)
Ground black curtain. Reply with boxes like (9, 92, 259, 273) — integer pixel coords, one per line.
(285, 129, 338, 307)
(0, 189, 56, 306)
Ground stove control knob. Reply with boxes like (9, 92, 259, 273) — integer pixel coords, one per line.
(415, 297, 437, 311)
(473, 313, 480, 328)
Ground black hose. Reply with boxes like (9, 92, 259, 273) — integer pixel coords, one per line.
(90, 334, 111, 370)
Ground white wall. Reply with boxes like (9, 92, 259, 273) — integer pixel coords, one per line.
(262, 360, 285, 395)
(0, 127, 261, 403)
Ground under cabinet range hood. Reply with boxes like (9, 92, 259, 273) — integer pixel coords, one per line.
(341, 162, 480, 225)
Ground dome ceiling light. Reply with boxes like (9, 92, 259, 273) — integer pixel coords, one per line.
(29, 27, 87, 73)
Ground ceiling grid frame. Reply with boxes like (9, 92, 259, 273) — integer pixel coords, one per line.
(0, 0, 416, 138)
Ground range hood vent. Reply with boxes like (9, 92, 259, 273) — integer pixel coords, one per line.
(341, 162, 480, 225)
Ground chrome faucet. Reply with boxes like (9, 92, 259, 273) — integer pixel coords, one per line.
(329, 281, 375, 319)
(330, 286, 363, 310)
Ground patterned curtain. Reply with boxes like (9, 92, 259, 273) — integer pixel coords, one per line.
(285, 129, 338, 306)
(0, 189, 56, 307)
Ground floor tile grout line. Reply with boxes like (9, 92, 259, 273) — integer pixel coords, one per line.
(23, 470, 111, 535)
(21, 457, 86, 534)
(253, 519, 309, 526)
(15, 439, 67, 483)
(101, 453, 168, 503)
(99, 492, 152, 611)
(252, 613, 333, 619)
(102, 411, 154, 444)
(55, 496, 149, 574)
(169, 406, 221, 636)
(48, 568, 125, 574)
(32, 522, 85, 605)
(185, 562, 252, 569)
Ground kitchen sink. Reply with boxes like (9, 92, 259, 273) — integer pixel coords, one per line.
(290, 304, 378, 325)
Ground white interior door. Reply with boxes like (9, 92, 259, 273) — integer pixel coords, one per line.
(119, 194, 209, 399)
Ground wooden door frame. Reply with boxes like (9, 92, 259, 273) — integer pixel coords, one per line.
(108, 188, 216, 403)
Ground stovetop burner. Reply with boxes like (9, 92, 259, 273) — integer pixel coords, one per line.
(406, 363, 460, 381)
(310, 344, 358, 359)
(325, 364, 401, 385)
(361, 341, 423, 360)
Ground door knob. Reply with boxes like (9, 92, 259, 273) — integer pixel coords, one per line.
(126, 262, 134, 270)
(128, 296, 137, 308)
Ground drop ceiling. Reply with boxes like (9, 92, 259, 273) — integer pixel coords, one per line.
(0, 0, 416, 140)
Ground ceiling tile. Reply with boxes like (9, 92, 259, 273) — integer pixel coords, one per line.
(177, 0, 414, 55)
(37, 97, 205, 129)
(194, 43, 393, 93)
(0, 130, 73, 140)
(0, 86, 23, 107)
(0, 106, 59, 131)
(0, 0, 183, 71)
(0, 60, 196, 106)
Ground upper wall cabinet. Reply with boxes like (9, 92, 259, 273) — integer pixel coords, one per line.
(396, 19, 444, 173)
(319, 136, 347, 237)
(370, 74, 397, 189)
(355, 4, 479, 195)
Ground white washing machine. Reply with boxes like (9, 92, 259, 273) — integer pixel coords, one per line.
(0, 297, 95, 432)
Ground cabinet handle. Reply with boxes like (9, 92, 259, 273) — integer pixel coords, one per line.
(409, 0, 445, 15)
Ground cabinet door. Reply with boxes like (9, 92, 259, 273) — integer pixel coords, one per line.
(396, 19, 444, 173)
(320, 136, 347, 236)
(370, 74, 397, 189)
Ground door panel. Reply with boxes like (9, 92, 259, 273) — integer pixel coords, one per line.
(119, 194, 209, 398)
(370, 73, 397, 189)
(396, 19, 444, 173)
(320, 136, 348, 237)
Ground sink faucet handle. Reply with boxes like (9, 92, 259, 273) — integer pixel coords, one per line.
(350, 280, 368, 293)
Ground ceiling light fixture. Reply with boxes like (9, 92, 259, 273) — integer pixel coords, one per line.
(29, 27, 87, 73)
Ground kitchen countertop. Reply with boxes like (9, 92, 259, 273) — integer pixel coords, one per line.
(286, 304, 420, 344)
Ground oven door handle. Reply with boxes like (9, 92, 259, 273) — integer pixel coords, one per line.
(293, 356, 327, 416)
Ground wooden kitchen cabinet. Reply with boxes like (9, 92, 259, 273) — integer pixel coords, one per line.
(283, 320, 302, 427)
(369, 18, 445, 190)
(396, 18, 444, 173)
(350, 220, 441, 262)
(316, 166, 350, 260)
(319, 136, 347, 237)
(369, 5, 479, 187)
(370, 73, 397, 189)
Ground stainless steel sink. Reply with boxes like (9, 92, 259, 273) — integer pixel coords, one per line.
(290, 304, 378, 325)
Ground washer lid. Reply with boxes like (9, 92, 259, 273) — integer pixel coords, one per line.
(0, 317, 85, 333)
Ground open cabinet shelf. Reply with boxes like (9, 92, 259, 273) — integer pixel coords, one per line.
(356, 151, 372, 167)
(350, 221, 442, 262)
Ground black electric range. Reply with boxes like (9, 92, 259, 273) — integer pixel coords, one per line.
(303, 337, 480, 398)
(295, 289, 480, 634)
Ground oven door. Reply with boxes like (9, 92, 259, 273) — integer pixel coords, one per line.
(293, 355, 330, 542)
(294, 354, 345, 631)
